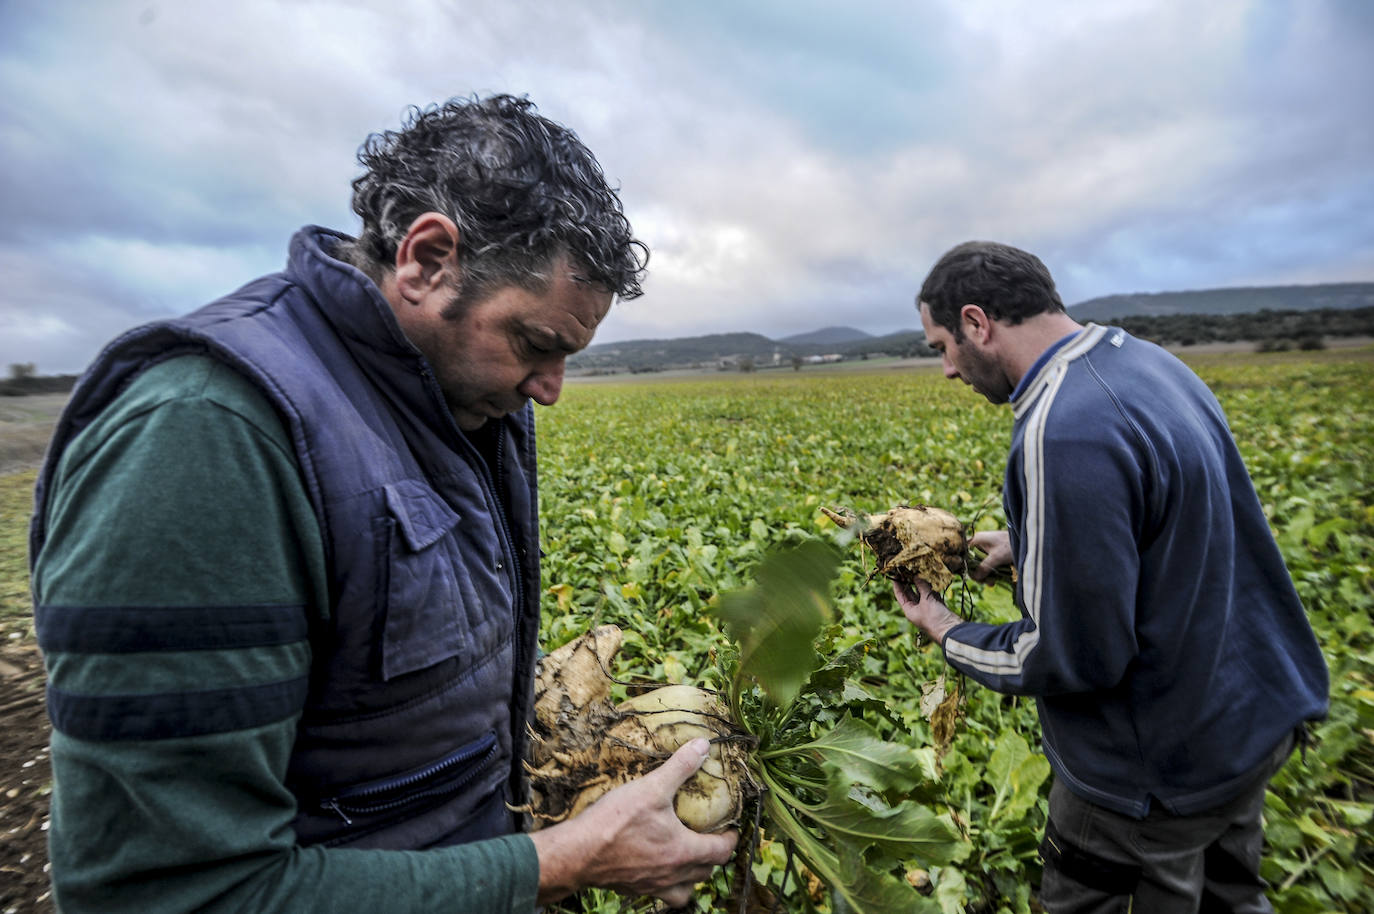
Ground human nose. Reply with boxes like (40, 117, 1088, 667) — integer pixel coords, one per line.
(942, 357, 959, 380)
(519, 359, 565, 406)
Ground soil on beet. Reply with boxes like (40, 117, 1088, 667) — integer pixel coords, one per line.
(0, 642, 53, 914)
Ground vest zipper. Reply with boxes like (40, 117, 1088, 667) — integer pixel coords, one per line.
(482, 427, 534, 814)
(321, 730, 500, 824)
(491, 431, 526, 614)
(419, 370, 531, 809)
(323, 799, 353, 826)
(418, 363, 525, 627)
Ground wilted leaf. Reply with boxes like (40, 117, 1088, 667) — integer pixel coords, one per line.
(547, 583, 573, 613)
(929, 686, 961, 755)
(919, 674, 946, 720)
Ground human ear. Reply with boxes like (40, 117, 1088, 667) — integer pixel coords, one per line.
(393, 213, 460, 305)
(959, 304, 992, 344)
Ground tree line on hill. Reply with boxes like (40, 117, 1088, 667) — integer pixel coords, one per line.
(1, 363, 79, 397)
(736, 306, 1374, 364)
(865, 307, 1374, 359)
(1108, 306, 1374, 350)
(1068, 282, 1373, 322)
(573, 306, 1374, 375)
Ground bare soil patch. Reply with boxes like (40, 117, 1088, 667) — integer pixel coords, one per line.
(0, 641, 52, 913)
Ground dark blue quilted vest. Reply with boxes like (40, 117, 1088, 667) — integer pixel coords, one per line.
(30, 226, 541, 850)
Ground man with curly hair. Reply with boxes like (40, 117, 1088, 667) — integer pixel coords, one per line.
(31, 95, 736, 913)
(894, 241, 1328, 913)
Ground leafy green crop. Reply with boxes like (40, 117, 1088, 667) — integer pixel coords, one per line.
(1, 348, 1368, 912)
(539, 349, 1373, 913)
(714, 540, 968, 912)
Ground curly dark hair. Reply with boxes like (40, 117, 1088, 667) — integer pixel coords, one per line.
(918, 241, 1065, 341)
(340, 94, 647, 305)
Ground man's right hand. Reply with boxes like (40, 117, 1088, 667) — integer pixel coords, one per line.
(968, 530, 1013, 582)
(528, 738, 739, 908)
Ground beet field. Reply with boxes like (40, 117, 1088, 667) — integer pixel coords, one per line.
(534, 348, 1373, 913)
(0, 346, 1369, 914)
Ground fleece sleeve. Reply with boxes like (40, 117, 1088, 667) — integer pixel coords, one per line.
(32, 356, 539, 914)
(939, 389, 1148, 696)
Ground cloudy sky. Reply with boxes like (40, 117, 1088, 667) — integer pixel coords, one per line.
(2, 1, 1371, 373)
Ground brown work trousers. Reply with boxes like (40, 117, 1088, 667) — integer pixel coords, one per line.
(1037, 732, 1296, 914)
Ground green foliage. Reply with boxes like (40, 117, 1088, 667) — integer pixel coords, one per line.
(2, 347, 1370, 912)
(538, 350, 1374, 913)
(713, 542, 967, 912)
(715, 539, 841, 706)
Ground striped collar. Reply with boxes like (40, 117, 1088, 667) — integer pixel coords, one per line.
(1011, 324, 1112, 420)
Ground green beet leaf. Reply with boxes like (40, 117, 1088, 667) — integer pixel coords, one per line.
(767, 713, 939, 795)
(714, 538, 840, 705)
(787, 765, 966, 865)
(761, 793, 944, 914)
(986, 730, 1051, 825)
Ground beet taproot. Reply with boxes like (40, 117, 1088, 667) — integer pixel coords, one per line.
(525, 625, 750, 833)
(822, 504, 967, 591)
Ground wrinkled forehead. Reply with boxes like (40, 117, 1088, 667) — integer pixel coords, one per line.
(529, 268, 612, 351)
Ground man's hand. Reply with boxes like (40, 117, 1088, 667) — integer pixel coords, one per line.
(892, 579, 965, 644)
(967, 530, 1013, 582)
(529, 738, 738, 908)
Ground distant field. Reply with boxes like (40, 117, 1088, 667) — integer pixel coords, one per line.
(0, 394, 67, 476)
(0, 470, 37, 640)
(568, 334, 1374, 383)
(1, 393, 69, 641)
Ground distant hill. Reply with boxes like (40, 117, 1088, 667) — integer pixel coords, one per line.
(570, 332, 780, 373)
(778, 326, 873, 345)
(1068, 282, 1374, 322)
(569, 328, 928, 375)
(568, 282, 1374, 375)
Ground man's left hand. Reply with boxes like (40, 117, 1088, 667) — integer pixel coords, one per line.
(892, 580, 965, 644)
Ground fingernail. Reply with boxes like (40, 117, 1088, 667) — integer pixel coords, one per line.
(689, 737, 709, 756)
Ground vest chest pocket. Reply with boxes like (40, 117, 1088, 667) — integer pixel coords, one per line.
(377, 480, 477, 681)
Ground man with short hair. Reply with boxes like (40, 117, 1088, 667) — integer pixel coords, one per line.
(895, 240, 1328, 912)
(31, 94, 735, 913)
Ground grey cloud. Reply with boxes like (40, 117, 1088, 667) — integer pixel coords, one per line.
(1, 0, 1370, 371)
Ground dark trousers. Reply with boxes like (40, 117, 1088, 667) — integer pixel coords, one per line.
(1038, 734, 1295, 914)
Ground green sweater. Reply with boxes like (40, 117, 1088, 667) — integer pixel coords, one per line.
(32, 355, 539, 913)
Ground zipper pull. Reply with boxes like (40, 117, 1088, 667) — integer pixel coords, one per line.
(324, 799, 353, 826)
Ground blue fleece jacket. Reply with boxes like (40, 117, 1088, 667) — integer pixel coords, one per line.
(941, 324, 1328, 818)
